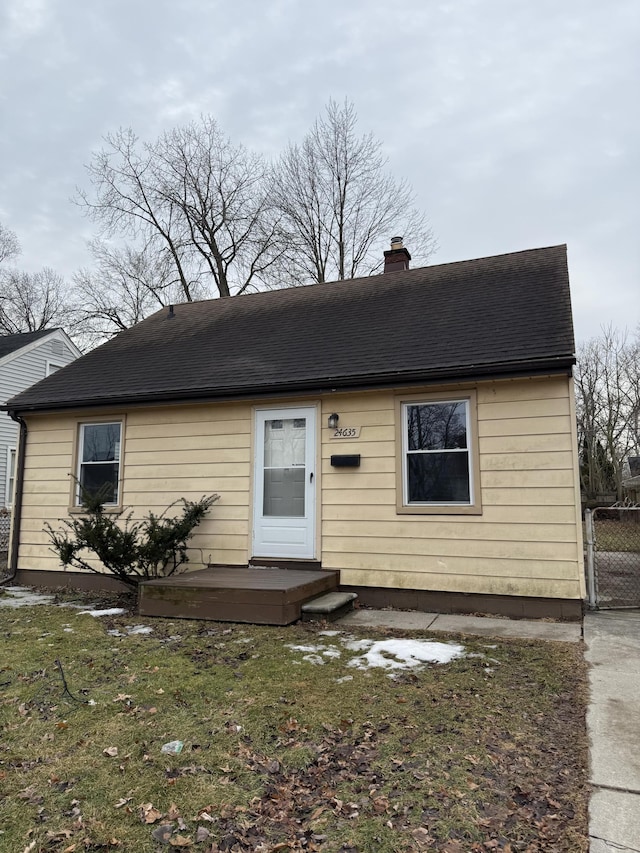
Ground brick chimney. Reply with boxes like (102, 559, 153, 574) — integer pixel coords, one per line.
(383, 236, 411, 272)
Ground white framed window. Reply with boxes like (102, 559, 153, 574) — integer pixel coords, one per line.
(76, 422, 122, 505)
(46, 360, 64, 376)
(6, 447, 16, 507)
(398, 395, 481, 513)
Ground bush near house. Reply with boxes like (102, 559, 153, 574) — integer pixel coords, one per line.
(45, 491, 219, 587)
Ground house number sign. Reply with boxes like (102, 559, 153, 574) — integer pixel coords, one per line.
(331, 426, 361, 439)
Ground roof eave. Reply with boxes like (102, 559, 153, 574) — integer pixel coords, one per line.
(4, 354, 576, 416)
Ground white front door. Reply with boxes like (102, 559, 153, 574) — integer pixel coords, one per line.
(253, 407, 316, 559)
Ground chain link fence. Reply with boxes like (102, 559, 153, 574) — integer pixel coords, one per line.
(585, 506, 640, 609)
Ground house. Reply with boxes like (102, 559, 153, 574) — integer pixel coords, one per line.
(4, 243, 585, 619)
(622, 457, 640, 504)
(0, 328, 81, 517)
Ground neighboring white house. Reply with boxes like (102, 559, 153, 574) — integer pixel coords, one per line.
(0, 329, 81, 510)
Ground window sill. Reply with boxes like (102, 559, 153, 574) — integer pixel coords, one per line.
(396, 503, 483, 516)
(68, 505, 123, 515)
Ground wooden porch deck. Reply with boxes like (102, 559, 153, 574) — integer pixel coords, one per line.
(138, 566, 340, 625)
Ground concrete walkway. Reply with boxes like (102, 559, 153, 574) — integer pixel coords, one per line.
(339, 607, 640, 852)
(338, 607, 582, 642)
(584, 611, 640, 853)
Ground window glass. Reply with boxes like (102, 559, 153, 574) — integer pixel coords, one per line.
(263, 418, 306, 517)
(404, 400, 472, 506)
(407, 453, 470, 503)
(407, 402, 467, 450)
(78, 423, 122, 505)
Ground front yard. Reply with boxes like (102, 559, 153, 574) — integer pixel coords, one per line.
(0, 588, 588, 852)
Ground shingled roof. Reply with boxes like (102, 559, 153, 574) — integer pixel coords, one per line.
(0, 329, 58, 361)
(6, 245, 575, 414)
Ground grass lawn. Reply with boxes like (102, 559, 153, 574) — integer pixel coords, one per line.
(0, 588, 588, 852)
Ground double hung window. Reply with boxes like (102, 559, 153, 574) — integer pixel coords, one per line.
(77, 422, 122, 505)
(399, 395, 480, 512)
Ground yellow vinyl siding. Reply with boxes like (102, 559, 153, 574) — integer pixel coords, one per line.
(17, 404, 252, 572)
(321, 377, 584, 600)
(17, 375, 584, 602)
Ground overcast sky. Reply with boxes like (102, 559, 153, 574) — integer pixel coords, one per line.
(0, 0, 638, 343)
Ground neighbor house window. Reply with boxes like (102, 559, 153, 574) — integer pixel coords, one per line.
(6, 448, 16, 507)
(398, 395, 481, 514)
(46, 361, 64, 376)
(77, 422, 122, 505)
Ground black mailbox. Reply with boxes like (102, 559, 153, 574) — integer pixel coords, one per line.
(330, 454, 361, 468)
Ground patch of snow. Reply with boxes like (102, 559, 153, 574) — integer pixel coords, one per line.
(335, 675, 353, 684)
(0, 588, 55, 608)
(287, 644, 324, 653)
(78, 608, 126, 617)
(63, 628, 74, 633)
(346, 638, 465, 671)
(108, 624, 153, 637)
(342, 638, 371, 652)
(322, 648, 341, 658)
(302, 654, 325, 665)
(319, 630, 340, 636)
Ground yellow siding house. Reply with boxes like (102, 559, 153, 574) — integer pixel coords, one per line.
(4, 243, 585, 619)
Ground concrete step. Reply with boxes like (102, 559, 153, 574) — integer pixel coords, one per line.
(301, 591, 357, 622)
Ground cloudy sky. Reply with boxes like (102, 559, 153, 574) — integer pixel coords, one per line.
(0, 0, 638, 343)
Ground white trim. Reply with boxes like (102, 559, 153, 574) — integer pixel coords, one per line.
(76, 421, 122, 506)
(5, 446, 16, 507)
(252, 405, 316, 559)
(45, 359, 65, 377)
(402, 398, 474, 507)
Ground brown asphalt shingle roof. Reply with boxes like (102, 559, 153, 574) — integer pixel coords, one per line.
(6, 245, 575, 413)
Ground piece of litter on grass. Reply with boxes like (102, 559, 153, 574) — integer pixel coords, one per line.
(319, 630, 341, 636)
(78, 608, 126, 617)
(335, 675, 353, 684)
(125, 625, 153, 635)
(161, 740, 184, 755)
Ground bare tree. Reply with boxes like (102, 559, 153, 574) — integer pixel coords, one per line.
(575, 327, 640, 501)
(271, 99, 436, 284)
(77, 127, 195, 301)
(154, 118, 285, 296)
(0, 267, 76, 335)
(0, 222, 20, 266)
(77, 119, 284, 300)
(73, 239, 182, 345)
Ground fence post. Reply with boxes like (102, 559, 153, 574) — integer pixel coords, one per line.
(585, 508, 597, 609)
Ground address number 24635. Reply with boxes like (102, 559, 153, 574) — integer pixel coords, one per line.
(332, 426, 361, 439)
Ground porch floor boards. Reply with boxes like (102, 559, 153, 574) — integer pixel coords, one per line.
(138, 566, 340, 625)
